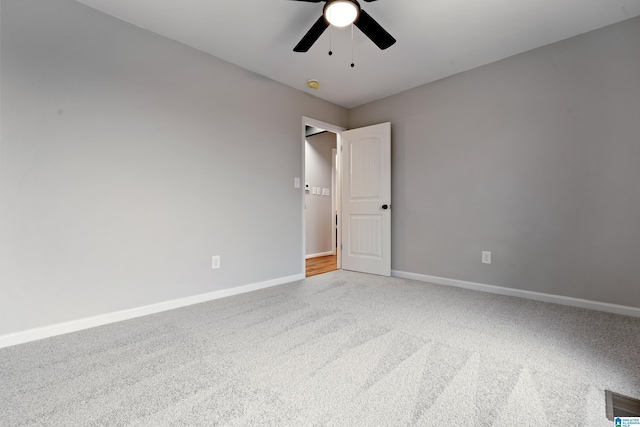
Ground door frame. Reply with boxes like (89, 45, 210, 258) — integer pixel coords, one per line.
(331, 147, 338, 256)
(301, 117, 345, 275)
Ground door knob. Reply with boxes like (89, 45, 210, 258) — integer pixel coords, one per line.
(381, 204, 389, 210)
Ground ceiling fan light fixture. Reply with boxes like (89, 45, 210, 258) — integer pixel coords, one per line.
(324, 0, 359, 27)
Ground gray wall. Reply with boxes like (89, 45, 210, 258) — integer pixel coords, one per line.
(0, 0, 347, 335)
(2, 0, 638, 338)
(349, 16, 640, 308)
(305, 132, 336, 256)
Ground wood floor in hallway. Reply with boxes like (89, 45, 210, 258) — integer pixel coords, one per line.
(306, 252, 338, 277)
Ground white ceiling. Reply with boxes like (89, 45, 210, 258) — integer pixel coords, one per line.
(74, 0, 640, 108)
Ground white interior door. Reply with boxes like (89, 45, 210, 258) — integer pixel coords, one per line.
(341, 122, 391, 276)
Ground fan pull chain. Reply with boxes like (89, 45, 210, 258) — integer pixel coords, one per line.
(328, 25, 333, 56)
(350, 24, 355, 68)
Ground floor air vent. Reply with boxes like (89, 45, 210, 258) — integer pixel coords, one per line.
(606, 390, 640, 420)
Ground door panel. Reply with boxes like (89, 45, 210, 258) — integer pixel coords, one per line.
(341, 122, 391, 276)
(350, 138, 383, 199)
(348, 215, 382, 257)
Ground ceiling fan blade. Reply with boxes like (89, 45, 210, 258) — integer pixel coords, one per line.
(294, 15, 329, 52)
(354, 9, 396, 50)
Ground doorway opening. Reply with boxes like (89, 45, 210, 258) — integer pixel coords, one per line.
(302, 117, 344, 277)
(301, 118, 392, 278)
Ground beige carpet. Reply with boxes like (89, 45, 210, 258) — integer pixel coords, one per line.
(1, 270, 639, 425)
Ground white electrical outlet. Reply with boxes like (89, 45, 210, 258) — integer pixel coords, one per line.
(482, 251, 491, 264)
(212, 255, 220, 269)
(294, 177, 300, 188)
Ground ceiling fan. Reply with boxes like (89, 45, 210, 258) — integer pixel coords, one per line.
(292, 0, 396, 53)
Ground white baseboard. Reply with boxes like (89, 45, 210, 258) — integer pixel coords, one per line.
(305, 251, 334, 259)
(0, 273, 305, 349)
(391, 270, 640, 318)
